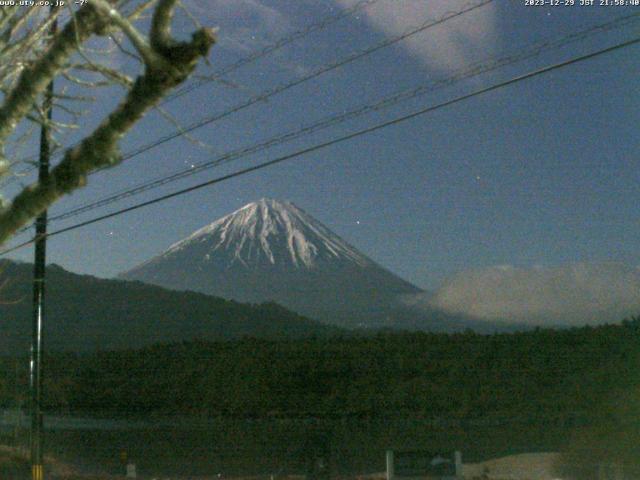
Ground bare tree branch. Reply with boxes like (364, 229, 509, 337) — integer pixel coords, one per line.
(91, 0, 159, 66)
(0, 0, 216, 245)
(0, 4, 107, 146)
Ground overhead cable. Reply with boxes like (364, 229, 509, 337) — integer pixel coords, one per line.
(46, 11, 640, 224)
(2, 33, 637, 256)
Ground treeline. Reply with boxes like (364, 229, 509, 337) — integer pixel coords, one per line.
(1, 318, 637, 422)
(1, 320, 638, 477)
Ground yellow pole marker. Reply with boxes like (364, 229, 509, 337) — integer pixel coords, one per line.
(32, 464, 43, 480)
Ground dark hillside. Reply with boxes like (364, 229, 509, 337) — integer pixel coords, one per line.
(0, 260, 342, 353)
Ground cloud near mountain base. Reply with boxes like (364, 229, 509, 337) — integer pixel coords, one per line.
(409, 263, 640, 327)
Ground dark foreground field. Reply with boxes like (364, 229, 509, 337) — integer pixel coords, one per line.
(0, 320, 637, 478)
(0, 417, 570, 478)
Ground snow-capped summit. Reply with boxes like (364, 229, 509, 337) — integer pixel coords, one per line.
(120, 199, 522, 332)
(121, 199, 427, 328)
(164, 198, 372, 269)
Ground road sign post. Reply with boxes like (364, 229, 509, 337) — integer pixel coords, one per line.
(386, 449, 461, 480)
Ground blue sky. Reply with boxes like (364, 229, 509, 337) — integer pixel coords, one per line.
(3, 0, 640, 296)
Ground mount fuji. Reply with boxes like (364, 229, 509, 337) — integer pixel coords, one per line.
(120, 199, 500, 331)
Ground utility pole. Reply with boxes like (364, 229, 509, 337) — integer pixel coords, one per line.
(30, 10, 56, 480)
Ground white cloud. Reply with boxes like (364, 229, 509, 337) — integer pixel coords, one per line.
(185, 0, 292, 53)
(334, 0, 498, 71)
(410, 263, 640, 326)
(182, 0, 316, 77)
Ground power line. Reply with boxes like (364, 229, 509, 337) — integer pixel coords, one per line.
(45, 11, 640, 224)
(101, 0, 494, 166)
(1, 33, 637, 257)
(163, 0, 382, 105)
(0, 0, 382, 181)
(3, 0, 497, 240)
(5, 0, 494, 182)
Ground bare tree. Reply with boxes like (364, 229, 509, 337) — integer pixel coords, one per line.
(0, 0, 216, 246)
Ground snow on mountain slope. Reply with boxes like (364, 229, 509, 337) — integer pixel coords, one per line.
(121, 199, 502, 331)
(163, 198, 372, 269)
